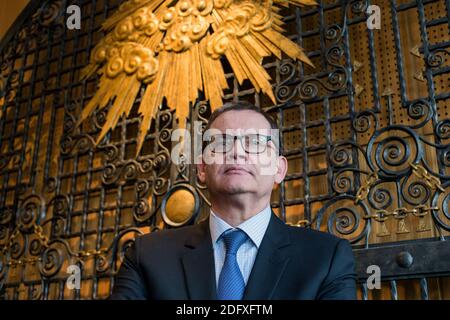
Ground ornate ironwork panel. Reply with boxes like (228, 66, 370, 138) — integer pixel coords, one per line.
(0, 0, 449, 299)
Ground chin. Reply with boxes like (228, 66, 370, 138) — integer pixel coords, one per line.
(220, 182, 253, 194)
(208, 174, 256, 194)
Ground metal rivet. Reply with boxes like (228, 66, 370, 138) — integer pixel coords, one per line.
(396, 251, 414, 268)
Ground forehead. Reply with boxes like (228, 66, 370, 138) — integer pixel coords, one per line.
(209, 110, 272, 132)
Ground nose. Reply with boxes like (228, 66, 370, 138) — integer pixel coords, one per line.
(228, 137, 247, 162)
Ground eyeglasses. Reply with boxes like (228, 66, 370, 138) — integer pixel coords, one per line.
(205, 134, 274, 154)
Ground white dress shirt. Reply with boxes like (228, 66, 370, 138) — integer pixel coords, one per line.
(209, 205, 272, 287)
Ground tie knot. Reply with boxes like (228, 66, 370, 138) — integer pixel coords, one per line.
(221, 229, 248, 255)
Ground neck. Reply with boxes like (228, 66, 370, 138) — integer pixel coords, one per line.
(210, 193, 270, 227)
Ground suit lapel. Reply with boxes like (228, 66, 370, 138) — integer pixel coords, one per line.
(243, 212, 291, 300)
(181, 219, 217, 300)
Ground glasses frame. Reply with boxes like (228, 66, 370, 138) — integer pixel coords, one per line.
(205, 133, 274, 154)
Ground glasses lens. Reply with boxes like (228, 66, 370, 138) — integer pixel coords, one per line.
(245, 134, 268, 153)
(210, 134, 230, 153)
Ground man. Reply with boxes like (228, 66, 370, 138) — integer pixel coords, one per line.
(110, 101, 357, 300)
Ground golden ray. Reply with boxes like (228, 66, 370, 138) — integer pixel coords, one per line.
(78, 0, 317, 156)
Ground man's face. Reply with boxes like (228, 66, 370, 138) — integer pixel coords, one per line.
(197, 110, 287, 198)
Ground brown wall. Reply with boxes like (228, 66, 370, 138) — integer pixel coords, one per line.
(0, 1, 30, 40)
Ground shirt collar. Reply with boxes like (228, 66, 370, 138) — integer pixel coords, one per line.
(209, 205, 272, 248)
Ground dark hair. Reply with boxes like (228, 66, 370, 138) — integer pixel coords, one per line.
(204, 101, 278, 132)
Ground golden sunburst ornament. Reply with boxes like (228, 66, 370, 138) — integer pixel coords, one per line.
(78, 0, 316, 155)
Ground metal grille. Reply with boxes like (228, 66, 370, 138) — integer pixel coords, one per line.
(0, 0, 449, 300)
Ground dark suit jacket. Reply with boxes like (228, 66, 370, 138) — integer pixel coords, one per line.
(110, 212, 357, 300)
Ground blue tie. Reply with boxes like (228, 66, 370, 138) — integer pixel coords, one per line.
(217, 229, 248, 300)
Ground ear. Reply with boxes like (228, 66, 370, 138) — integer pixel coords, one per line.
(196, 154, 206, 183)
(274, 155, 288, 184)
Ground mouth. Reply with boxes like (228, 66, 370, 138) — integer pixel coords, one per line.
(224, 167, 251, 175)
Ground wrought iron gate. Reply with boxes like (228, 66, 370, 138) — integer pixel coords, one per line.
(0, 0, 449, 299)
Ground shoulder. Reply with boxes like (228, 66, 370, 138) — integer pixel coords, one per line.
(287, 224, 342, 244)
(279, 222, 354, 271)
(134, 221, 206, 250)
(282, 221, 348, 256)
